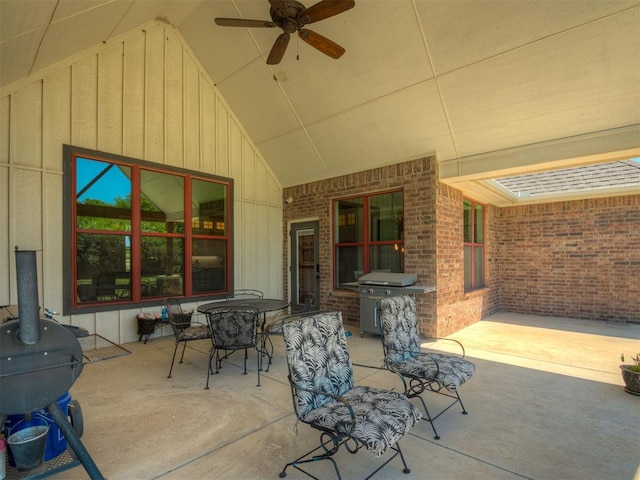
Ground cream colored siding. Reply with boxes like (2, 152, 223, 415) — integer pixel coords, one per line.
(215, 97, 229, 177)
(0, 20, 283, 344)
(123, 34, 145, 160)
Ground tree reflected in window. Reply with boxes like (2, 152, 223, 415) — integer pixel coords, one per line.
(66, 146, 231, 312)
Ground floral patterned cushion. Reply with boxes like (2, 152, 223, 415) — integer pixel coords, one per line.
(391, 353, 476, 392)
(379, 297, 422, 364)
(283, 311, 354, 416)
(283, 311, 421, 457)
(177, 324, 210, 341)
(300, 385, 421, 457)
(379, 296, 475, 392)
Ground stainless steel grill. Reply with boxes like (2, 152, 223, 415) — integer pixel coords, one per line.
(357, 272, 435, 337)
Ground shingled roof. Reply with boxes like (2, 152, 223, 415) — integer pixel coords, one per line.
(496, 159, 640, 197)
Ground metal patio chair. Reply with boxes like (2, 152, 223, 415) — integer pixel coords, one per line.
(268, 292, 315, 332)
(205, 306, 262, 388)
(280, 310, 421, 479)
(262, 292, 315, 371)
(226, 289, 263, 300)
(377, 295, 475, 440)
(166, 297, 211, 383)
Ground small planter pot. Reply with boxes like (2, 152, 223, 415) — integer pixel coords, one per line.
(620, 365, 640, 396)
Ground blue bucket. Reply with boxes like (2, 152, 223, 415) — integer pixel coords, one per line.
(4, 391, 71, 465)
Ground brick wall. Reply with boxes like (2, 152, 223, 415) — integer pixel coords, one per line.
(283, 157, 439, 334)
(498, 194, 640, 322)
(282, 157, 639, 337)
(435, 183, 500, 336)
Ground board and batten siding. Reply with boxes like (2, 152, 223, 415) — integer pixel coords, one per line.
(0, 20, 283, 344)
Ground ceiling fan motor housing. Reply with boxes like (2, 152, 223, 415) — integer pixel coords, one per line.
(270, 1, 308, 32)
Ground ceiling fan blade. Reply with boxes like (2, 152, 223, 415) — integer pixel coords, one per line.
(299, 29, 345, 59)
(214, 18, 276, 28)
(267, 33, 291, 65)
(301, 0, 355, 24)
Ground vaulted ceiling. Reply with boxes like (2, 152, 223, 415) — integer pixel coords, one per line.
(1, 0, 639, 205)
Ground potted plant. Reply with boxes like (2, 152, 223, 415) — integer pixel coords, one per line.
(620, 353, 640, 396)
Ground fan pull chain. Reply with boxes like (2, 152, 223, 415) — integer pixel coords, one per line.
(296, 34, 299, 61)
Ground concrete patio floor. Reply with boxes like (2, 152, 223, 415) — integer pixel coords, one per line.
(49, 312, 639, 480)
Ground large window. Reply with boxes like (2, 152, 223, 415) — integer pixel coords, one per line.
(333, 190, 404, 288)
(463, 198, 485, 290)
(64, 145, 232, 313)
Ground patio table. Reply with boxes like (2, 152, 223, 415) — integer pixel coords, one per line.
(198, 298, 288, 319)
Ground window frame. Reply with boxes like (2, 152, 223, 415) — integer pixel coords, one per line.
(463, 197, 485, 291)
(332, 189, 404, 290)
(63, 144, 233, 314)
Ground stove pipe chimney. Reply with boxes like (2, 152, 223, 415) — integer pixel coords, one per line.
(15, 247, 41, 345)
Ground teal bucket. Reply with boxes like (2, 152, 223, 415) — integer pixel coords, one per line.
(7, 425, 50, 471)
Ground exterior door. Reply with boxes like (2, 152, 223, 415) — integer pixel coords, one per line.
(290, 221, 319, 311)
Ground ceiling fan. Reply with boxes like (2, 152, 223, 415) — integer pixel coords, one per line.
(214, 0, 355, 65)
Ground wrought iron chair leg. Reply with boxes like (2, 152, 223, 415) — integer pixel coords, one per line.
(168, 342, 180, 378)
(256, 351, 261, 387)
(263, 334, 274, 371)
(215, 350, 223, 373)
(178, 342, 187, 363)
(256, 331, 274, 372)
(411, 387, 468, 440)
(415, 395, 440, 440)
(279, 439, 343, 479)
(243, 348, 248, 374)
(280, 436, 410, 479)
(396, 442, 411, 475)
(361, 442, 410, 480)
(255, 345, 262, 387)
(457, 390, 468, 414)
(205, 347, 218, 390)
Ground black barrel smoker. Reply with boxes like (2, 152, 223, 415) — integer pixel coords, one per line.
(0, 248, 104, 479)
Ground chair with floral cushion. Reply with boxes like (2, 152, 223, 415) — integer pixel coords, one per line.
(205, 306, 261, 388)
(377, 295, 475, 440)
(166, 297, 211, 384)
(280, 310, 421, 479)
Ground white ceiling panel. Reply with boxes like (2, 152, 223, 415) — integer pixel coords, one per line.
(158, 0, 203, 25)
(0, 30, 44, 86)
(306, 81, 455, 174)
(180, 1, 267, 83)
(32, 1, 133, 72)
(0, 0, 56, 42)
(417, 0, 640, 75)
(257, 129, 328, 186)
(51, 0, 118, 22)
(110, 0, 174, 37)
(215, 59, 303, 145)
(440, 10, 640, 158)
